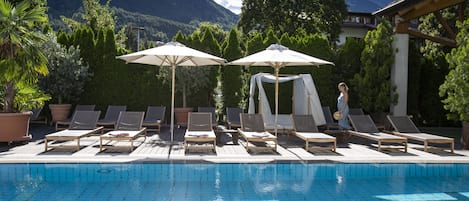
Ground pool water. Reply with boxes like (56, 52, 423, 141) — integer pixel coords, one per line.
(1, 163, 469, 201)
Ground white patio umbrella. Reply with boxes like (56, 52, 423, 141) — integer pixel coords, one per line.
(116, 41, 226, 142)
(228, 43, 334, 136)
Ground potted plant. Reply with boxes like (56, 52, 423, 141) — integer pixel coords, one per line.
(38, 32, 92, 123)
(0, 0, 50, 143)
(439, 17, 469, 149)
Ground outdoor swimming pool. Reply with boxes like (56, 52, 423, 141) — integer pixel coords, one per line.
(1, 162, 469, 201)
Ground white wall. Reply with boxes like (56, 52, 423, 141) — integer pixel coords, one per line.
(337, 27, 370, 45)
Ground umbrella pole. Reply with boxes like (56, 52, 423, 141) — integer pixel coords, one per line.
(170, 64, 176, 143)
(274, 67, 279, 137)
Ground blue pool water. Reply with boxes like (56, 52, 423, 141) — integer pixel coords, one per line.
(1, 163, 469, 201)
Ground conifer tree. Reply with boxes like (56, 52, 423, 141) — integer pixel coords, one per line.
(353, 20, 397, 113)
(222, 28, 244, 109)
(440, 18, 469, 122)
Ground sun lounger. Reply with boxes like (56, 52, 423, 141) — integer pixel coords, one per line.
(349, 108, 385, 130)
(264, 114, 294, 135)
(100, 111, 147, 152)
(184, 112, 217, 152)
(198, 107, 218, 126)
(30, 107, 47, 124)
(238, 113, 277, 152)
(322, 106, 339, 130)
(142, 106, 165, 133)
(226, 107, 242, 129)
(349, 108, 365, 115)
(292, 115, 336, 152)
(348, 115, 407, 152)
(44, 111, 102, 151)
(387, 115, 454, 153)
(55, 105, 96, 130)
(97, 105, 127, 132)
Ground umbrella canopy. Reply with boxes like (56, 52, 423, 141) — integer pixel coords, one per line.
(117, 41, 226, 142)
(228, 43, 334, 136)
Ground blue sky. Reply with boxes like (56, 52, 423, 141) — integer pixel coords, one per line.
(214, 0, 242, 15)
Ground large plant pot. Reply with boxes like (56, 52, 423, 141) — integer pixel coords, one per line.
(463, 121, 469, 150)
(0, 112, 32, 143)
(49, 104, 72, 123)
(174, 107, 193, 126)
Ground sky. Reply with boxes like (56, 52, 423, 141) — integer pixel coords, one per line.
(213, 0, 242, 15)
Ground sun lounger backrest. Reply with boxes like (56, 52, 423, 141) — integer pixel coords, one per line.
(226, 107, 243, 126)
(292, 115, 319, 132)
(102, 105, 127, 121)
(69, 111, 101, 130)
(30, 107, 43, 120)
(321, 106, 335, 124)
(115, 111, 144, 131)
(75, 104, 95, 111)
(67, 105, 96, 119)
(349, 108, 365, 115)
(240, 113, 265, 132)
(145, 106, 166, 122)
(198, 107, 217, 125)
(387, 116, 420, 133)
(348, 115, 379, 133)
(188, 112, 212, 131)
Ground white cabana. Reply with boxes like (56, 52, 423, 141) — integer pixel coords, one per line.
(248, 73, 326, 130)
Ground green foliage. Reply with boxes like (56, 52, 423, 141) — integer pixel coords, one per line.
(191, 22, 227, 45)
(353, 20, 397, 113)
(222, 28, 244, 109)
(440, 18, 469, 122)
(14, 82, 50, 112)
(0, 0, 49, 112)
(81, 0, 115, 32)
(409, 8, 461, 126)
(38, 33, 91, 104)
(157, 28, 221, 108)
(238, 0, 347, 42)
(334, 38, 364, 107)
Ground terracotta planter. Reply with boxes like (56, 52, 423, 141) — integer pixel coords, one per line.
(174, 107, 193, 126)
(0, 112, 32, 143)
(49, 104, 72, 123)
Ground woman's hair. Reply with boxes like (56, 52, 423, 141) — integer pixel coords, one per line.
(338, 82, 349, 91)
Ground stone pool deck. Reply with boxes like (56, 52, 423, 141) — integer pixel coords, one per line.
(0, 124, 468, 164)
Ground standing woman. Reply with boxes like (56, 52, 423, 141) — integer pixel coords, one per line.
(337, 82, 352, 130)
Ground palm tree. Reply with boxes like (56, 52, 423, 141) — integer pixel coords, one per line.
(0, 0, 48, 112)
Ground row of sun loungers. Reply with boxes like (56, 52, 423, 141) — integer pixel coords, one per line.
(54, 105, 165, 133)
(45, 111, 147, 152)
(42, 105, 454, 154)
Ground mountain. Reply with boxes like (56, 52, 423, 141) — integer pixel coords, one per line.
(46, 0, 239, 41)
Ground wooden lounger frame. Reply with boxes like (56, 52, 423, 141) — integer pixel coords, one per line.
(99, 128, 147, 152)
(45, 127, 103, 151)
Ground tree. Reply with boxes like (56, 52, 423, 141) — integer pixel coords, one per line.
(0, 0, 49, 112)
(61, 0, 126, 51)
(157, 31, 214, 108)
(238, 0, 347, 42)
(38, 33, 91, 104)
(191, 22, 227, 45)
(352, 20, 397, 114)
(335, 38, 364, 107)
(222, 28, 244, 109)
(439, 18, 469, 122)
(81, 0, 115, 33)
(413, 9, 459, 126)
